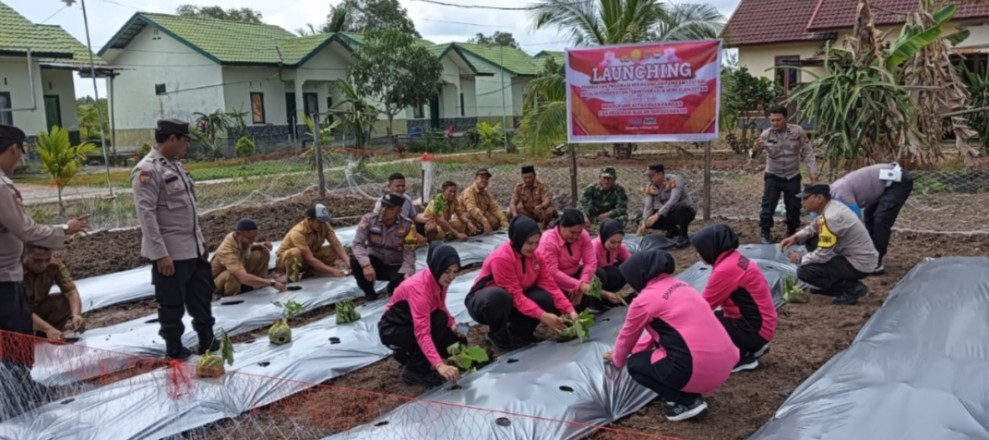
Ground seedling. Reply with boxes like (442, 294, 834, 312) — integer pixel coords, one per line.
(445, 342, 489, 371)
(586, 277, 628, 306)
(196, 330, 234, 378)
(269, 300, 304, 345)
(783, 276, 807, 304)
(288, 259, 304, 283)
(431, 193, 446, 216)
(335, 299, 361, 324)
(557, 310, 596, 343)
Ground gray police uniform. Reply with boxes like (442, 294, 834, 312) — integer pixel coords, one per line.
(131, 147, 215, 355)
(349, 200, 417, 300)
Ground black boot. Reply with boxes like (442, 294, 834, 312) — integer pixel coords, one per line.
(760, 230, 774, 245)
(833, 281, 868, 305)
(664, 226, 680, 239)
(166, 343, 192, 360)
(196, 333, 220, 355)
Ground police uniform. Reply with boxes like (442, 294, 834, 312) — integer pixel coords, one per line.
(579, 167, 629, 226)
(212, 232, 271, 296)
(0, 124, 67, 371)
(23, 258, 77, 331)
(511, 166, 555, 228)
(642, 164, 696, 243)
(276, 219, 344, 275)
(130, 119, 215, 358)
(350, 194, 417, 300)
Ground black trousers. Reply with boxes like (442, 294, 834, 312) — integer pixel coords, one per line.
(797, 256, 869, 295)
(716, 312, 768, 357)
(647, 205, 696, 237)
(760, 173, 802, 233)
(626, 351, 697, 404)
(151, 257, 216, 350)
(0, 282, 48, 421)
(595, 265, 627, 293)
(465, 286, 559, 339)
(350, 255, 404, 299)
(864, 173, 913, 263)
(379, 303, 462, 374)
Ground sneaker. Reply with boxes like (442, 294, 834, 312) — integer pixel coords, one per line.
(732, 354, 759, 373)
(759, 233, 774, 245)
(166, 346, 192, 360)
(666, 397, 708, 421)
(664, 227, 680, 239)
(753, 344, 771, 359)
(833, 282, 869, 305)
(674, 235, 690, 249)
(196, 339, 220, 356)
(485, 330, 516, 351)
(400, 366, 444, 388)
(872, 264, 886, 275)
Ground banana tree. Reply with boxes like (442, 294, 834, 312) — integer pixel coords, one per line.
(332, 79, 380, 158)
(520, 58, 568, 157)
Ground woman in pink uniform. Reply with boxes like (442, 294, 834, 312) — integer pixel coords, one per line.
(591, 219, 630, 297)
(604, 249, 738, 421)
(379, 242, 465, 388)
(692, 224, 777, 372)
(466, 216, 577, 350)
(537, 208, 598, 311)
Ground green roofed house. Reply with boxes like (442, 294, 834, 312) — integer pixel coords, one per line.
(443, 43, 542, 128)
(99, 13, 493, 147)
(0, 1, 109, 140)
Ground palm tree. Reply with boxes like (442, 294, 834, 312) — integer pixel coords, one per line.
(529, 0, 725, 158)
(520, 58, 567, 156)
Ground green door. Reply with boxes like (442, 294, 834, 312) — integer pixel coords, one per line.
(43, 95, 61, 131)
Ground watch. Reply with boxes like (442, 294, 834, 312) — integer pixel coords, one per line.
(269, 279, 277, 287)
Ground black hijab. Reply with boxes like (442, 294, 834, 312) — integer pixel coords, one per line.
(620, 249, 676, 292)
(690, 224, 739, 266)
(509, 215, 540, 253)
(427, 241, 460, 283)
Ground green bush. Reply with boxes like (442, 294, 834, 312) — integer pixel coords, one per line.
(136, 143, 151, 159)
(235, 136, 255, 157)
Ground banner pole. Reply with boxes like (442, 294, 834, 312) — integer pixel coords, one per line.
(703, 141, 712, 220)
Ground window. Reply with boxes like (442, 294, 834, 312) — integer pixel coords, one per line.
(774, 55, 800, 96)
(0, 93, 11, 125)
(413, 104, 425, 119)
(250, 92, 265, 124)
(326, 97, 334, 125)
(154, 83, 166, 95)
(459, 93, 465, 117)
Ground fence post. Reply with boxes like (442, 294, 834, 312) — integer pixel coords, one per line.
(421, 153, 436, 206)
(703, 141, 712, 220)
(569, 143, 578, 207)
(313, 113, 326, 198)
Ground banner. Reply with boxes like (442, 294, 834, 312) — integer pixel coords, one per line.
(565, 40, 722, 143)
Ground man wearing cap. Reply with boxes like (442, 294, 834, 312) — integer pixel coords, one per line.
(212, 218, 287, 297)
(131, 118, 216, 360)
(510, 165, 555, 229)
(580, 167, 629, 226)
(350, 193, 417, 300)
(753, 106, 818, 244)
(424, 181, 477, 241)
(458, 168, 507, 235)
(637, 163, 696, 248)
(276, 204, 349, 281)
(829, 163, 913, 274)
(22, 245, 85, 341)
(780, 184, 877, 305)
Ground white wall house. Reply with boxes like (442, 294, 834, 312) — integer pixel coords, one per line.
(453, 43, 541, 129)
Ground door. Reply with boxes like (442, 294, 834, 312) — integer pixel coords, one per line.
(303, 93, 319, 118)
(44, 95, 62, 131)
(285, 93, 296, 138)
(429, 97, 440, 129)
(0, 92, 12, 126)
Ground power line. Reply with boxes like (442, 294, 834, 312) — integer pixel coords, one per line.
(411, 0, 537, 11)
(39, 6, 67, 24)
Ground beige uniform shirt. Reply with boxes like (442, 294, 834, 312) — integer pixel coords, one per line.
(130, 149, 206, 261)
(511, 179, 552, 212)
(459, 183, 506, 226)
(0, 169, 66, 282)
(423, 194, 466, 222)
(211, 232, 250, 278)
(23, 259, 76, 306)
(277, 220, 343, 258)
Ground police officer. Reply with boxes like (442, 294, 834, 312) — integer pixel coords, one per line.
(0, 124, 87, 415)
(637, 163, 696, 248)
(579, 167, 629, 226)
(350, 193, 417, 300)
(131, 119, 216, 360)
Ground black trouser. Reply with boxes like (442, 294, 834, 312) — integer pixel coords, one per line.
(0, 282, 46, 421)
(595, 265, 627, 293)
(626, 351, 698, 404)
(465, 286, 559, 340)
(864, 173, 913, 264)
(379, 303, 462, 374)
(350, 255, 404, 299)
(797, 256, 869, 295)
(716, 312, 768, 357)
(760, 173, 802, 234)
(647, 205, 696, 238)
(151, 257, 216, 351)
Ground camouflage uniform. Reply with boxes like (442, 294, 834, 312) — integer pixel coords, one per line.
(580, 167, 629, 226)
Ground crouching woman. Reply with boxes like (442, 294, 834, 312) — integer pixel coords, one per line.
(378, 242, 465, 388)
(604, 249, 738, 422)
(591, 219, 630, 296)
(466, 216, 577, 350)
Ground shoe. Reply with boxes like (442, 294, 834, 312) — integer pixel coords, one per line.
(365, 292, 379, 301)
(485, 330, 516, 351)
(732, 354, 759, 373)
(872, 264, 886, 275)
(196, 339, 220, 355)
(400, 366, 444, 388)
(664, 227, 680, 239)
(753, 344, 771, 359)
(674, 235, 690, 249)
(666, 397, 708, 421)
(833, 282, 869, 305)
(166, 346, 192, 360)
(759, 233, 774, 245)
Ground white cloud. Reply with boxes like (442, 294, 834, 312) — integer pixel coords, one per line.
(3, 0, 739, 97)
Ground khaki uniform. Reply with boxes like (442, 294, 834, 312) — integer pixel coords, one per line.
(23, 259, 76, 331)
(458, 183, 507, 233)
(276, 220, 343, 275)
(423, 193, 468, 240)
(211, 232, 271, 296)
(511, 179, 555, 227)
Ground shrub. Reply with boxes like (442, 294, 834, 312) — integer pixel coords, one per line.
(235, 136, 255, 157)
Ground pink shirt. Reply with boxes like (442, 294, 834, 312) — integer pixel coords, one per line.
(612, 275, 738, 395)
(591, 237, 631, 269)
(385, 269, 457, 367)
(702, 251, 778, 342)
(536, 228, 597, 292)
(475, 241, 576, 319)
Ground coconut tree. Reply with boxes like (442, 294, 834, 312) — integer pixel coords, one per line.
(519, 58, 567, 156)
(529, 0, 725, 158)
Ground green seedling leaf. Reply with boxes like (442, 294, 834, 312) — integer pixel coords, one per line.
(219, 329, 235, 366)
(557, 310, 596, 343)
(335, 299, 362, 324)
(445, 342, 489, 371)
(587, 276, 603, 300)
(783, 276, 808, 304)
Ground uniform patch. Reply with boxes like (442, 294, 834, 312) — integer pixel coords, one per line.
(818, 217, 837, 249)
(643, 185, 657, 195)
(139, 170, 151, 184)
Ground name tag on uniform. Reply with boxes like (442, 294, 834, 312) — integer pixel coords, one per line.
(368, 227, 382, 244)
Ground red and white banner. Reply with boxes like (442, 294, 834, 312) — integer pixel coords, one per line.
(565, 40, 722, 143)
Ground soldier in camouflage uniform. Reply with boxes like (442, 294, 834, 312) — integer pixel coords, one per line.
(579, 167, 629, 226)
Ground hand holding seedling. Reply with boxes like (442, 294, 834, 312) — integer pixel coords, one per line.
(540, 313, 567, 333)
(436, 363, 460, 382)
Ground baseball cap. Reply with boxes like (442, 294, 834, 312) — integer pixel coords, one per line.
(475, 168, 492, 177)
(645, 163, 664, 176)
(795, 183, 831, 199)
(600, 167, 617, 179)
(306, 203, 332, 222)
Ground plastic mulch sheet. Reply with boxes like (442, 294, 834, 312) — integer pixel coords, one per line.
(749, 257, 989, 440)
(677, 243, 804, 309)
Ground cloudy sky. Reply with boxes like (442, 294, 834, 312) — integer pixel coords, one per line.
(5, 0, 741, 97)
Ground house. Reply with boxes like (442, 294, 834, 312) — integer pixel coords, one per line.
(0, 1, 108, 142)
(533, 50, 564, 68)
(722, 0, 989, 97)
(443, 43, 542, 129)
(99, 13, 493, 147)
